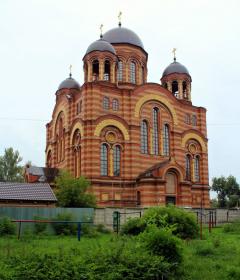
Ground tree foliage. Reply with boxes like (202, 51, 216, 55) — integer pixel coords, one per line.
(0, 147, 24, 182)
(211, 175, 240, 208)
(55, 171, 96, 207)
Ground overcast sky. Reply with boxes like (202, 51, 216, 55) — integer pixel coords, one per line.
(0, 0, 239, 194)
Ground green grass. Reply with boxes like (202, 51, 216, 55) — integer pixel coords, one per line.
(1, 227, 240, 279)
(182, 227, 240, 279)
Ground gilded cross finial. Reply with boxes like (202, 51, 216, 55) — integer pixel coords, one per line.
(118, 11, 122, 27)
(69, 64, 72, 78)
(100, 24, 103, 38)
(172, 48, 177, 61)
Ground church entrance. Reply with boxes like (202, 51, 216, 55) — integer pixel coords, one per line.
(166, 196, 176, 205)
(165, 171, 178, 205)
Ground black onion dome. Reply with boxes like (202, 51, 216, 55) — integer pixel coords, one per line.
(103, 26, 144, 49)
(162, 61, 190, 77)
(85, 39, 116, 55)
(58, 77, 80, 90)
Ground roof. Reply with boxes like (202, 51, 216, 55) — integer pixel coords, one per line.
(58, 77, 80, 91)
(103, 26, 144, 50)
(162, 61, 190, 77)
(26, 166, 59, 183)
(137, 159, 170, 179)
(0, 182, 57, 202)
(85, 39, 116, 55)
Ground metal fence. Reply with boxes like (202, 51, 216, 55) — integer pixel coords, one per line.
(0, 207, 94, 233)
(0, 207, 94, 221)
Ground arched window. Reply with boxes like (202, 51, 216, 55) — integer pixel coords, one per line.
(56, 135, 59, 162)
(101, 144, 108, 176)
(183, 81, 187, 99)
(185, 114, 191, 124)
(163, 83, 168, 89)
(130, 61, 136, 83)
(152, 108, 159, 155)
(104, 60, 110, 81)
(194, 156, 200, 182)
(172, 80, 178, 97)
(113, 145, 121, 176)
(92, 60, 99, 81)
(112, 99, 119, 111)
(47, 150, 52, 167)
(117, 60, 123, 81)
(141, 120, 148, 154)
(103, 97, 109, 110)
(186, 154, 191, 180)
(73, 130, 81, 178)
(192, 115, 197, 126)
(142, 66, 145, 84)
(163, 124, 170, 156)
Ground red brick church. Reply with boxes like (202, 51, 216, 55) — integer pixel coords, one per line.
(45, 18, 210, 208)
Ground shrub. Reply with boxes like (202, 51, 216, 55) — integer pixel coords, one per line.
(139, 225, 183, 264)
(227, 266, 240, 279)
(81, 224, 98, 238)
(0, 217, 15, 236)
(143, 206, 199, 239)
(52, 213, 77, 235)
(120, 217, 147, 236)
(7, 238, 183, 280)
(33, 216, 48, 234)
(95, 223, 111, 234)
(223, 220, 240, 233)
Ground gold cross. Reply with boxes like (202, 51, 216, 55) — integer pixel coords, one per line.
(118, 11, 122, 23)
(172, 48, 177, 60)
(100, 24, 103, 36)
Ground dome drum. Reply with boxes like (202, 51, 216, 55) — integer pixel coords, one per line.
(161, 60, 192, 101)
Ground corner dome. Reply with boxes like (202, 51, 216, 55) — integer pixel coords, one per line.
(162, 61, 190, 77)
(58, 77, 80, 91)
(102, 26, 144, 50)
(85, 39, 116, 55)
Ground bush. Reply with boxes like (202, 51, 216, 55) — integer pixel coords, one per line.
(6, 237, 183, 280)
(52, 213, 77, 235)
(95, 223, 111, 234)
(81, 224, 98, 237)
(0, 217, 15, 236)
(143, 206, 199, 239)
(139, 225, 183, 264)
(223, 220, 240, 233)
(33, 216, 48, 234)
(120, 217, 147, 236)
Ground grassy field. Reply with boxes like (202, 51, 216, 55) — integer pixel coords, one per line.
(0, 227, 240, 279)
(183, 227, 240, 279)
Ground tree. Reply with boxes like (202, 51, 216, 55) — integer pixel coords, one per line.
(0, 147, 24, 182)
(211, 175, 239, 208)
(55, 170, 96, 207)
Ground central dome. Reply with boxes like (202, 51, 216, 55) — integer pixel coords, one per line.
(103, 26, 144, 50)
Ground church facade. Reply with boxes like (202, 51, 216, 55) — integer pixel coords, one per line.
(45, 21, 210, 208)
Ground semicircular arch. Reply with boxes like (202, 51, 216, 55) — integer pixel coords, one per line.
(70, 122, 84, 144)
(181, 132, 207, 152)
(134, 94, 178, 125)
(94, 119, 130, 140)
